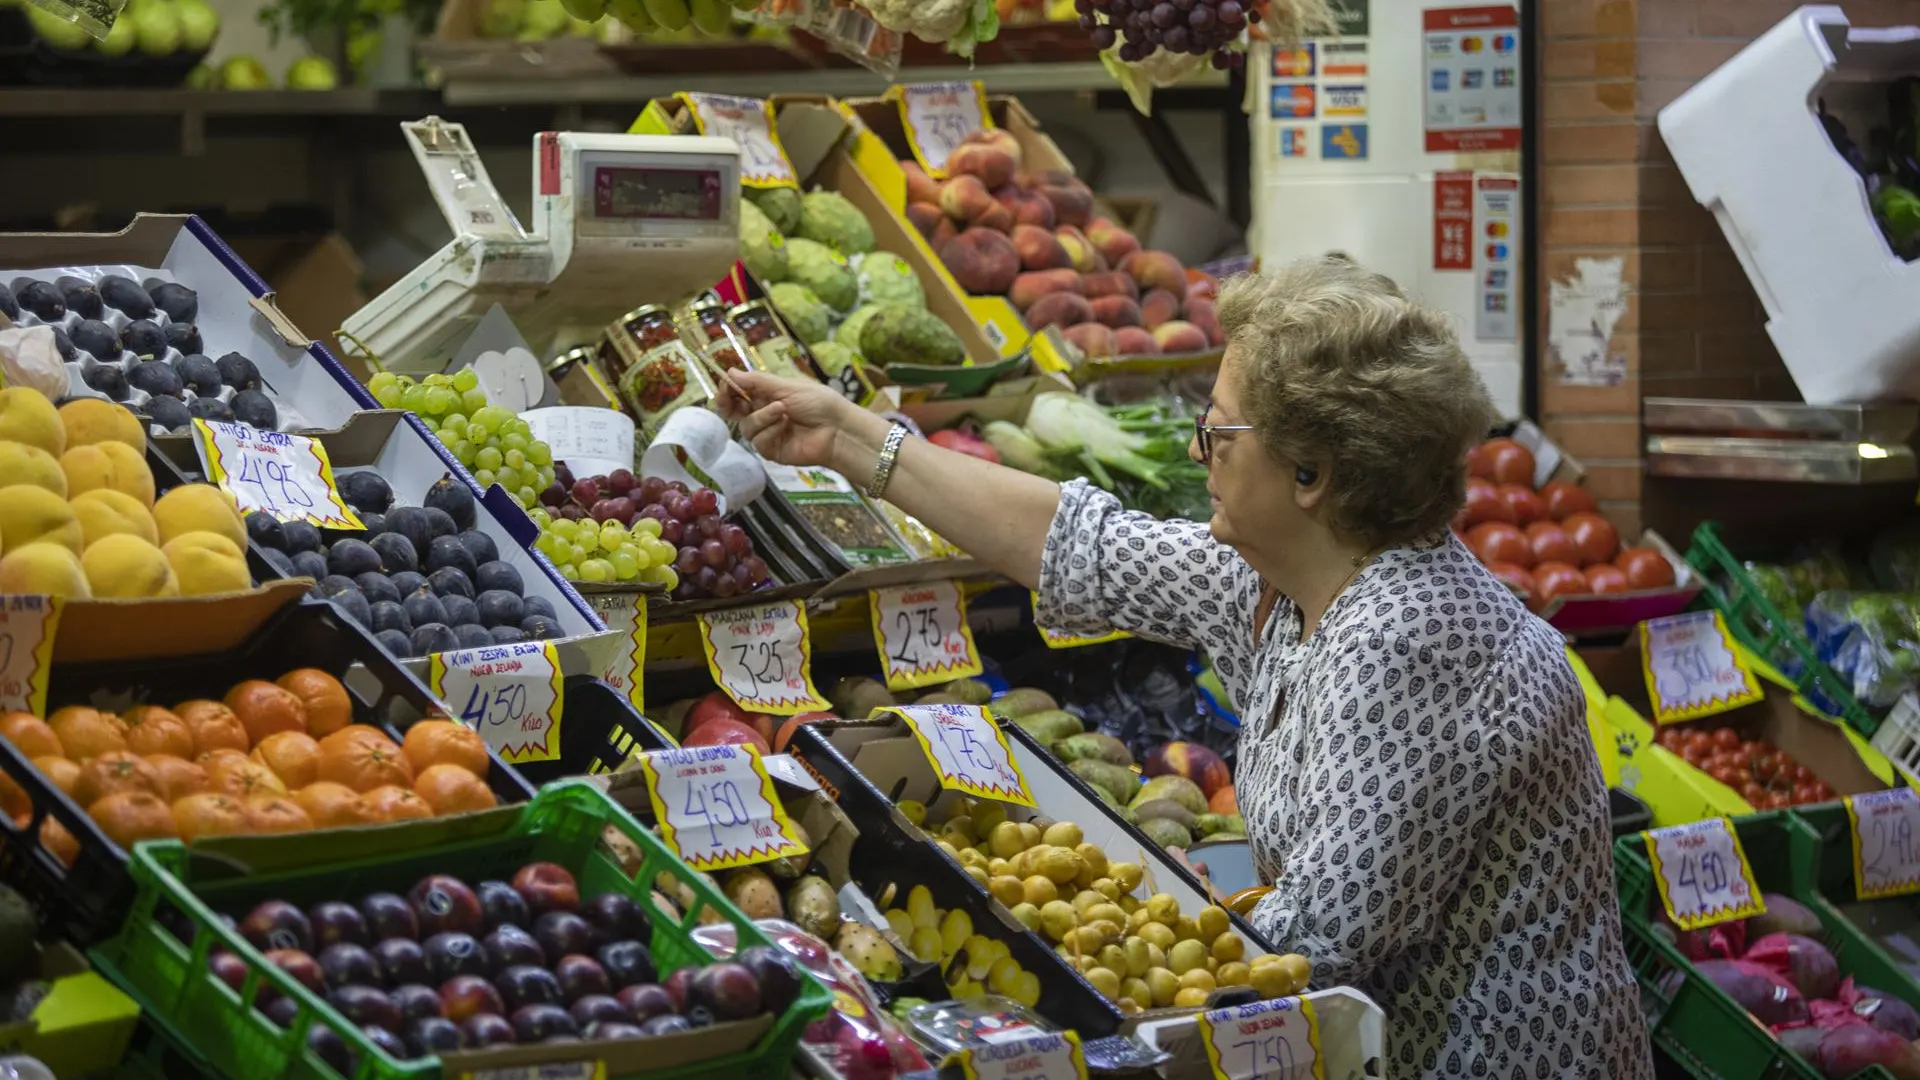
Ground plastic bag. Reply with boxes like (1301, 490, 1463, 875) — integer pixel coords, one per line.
(992, 637, 1241, 771)
(1806, 590, 1920, 710)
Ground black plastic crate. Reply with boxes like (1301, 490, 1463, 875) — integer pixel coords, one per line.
(507, 676, 674, 786)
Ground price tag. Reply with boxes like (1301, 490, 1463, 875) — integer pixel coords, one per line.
(428, 641, 565, 764)
(192, 419, 362, 530)
(638, 744, 809, 871)
(1639, 610, 1764, 724)
(1031, 591, 1132, 650)
(870, 581, 982, 691)
(1643, 818, 1768, 931)
(679, 93, 799, 189)
(587, 593, 647, 714)
(698, 600, 830, 715)
(883, 703, 1034, 807)
(957, 1031, 1088, 1080)
(1197, 996, 1326, 1080)
(0, 596, 60, 717)
(1848, 787, 1920, 899)
(893, 81, 992, 178)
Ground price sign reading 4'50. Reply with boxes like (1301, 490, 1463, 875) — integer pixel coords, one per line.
(1640, 610, 1764, 724)
(429, 641, 564, 764)
(885, 703, 1034, 808)
(0, 595, 61, 718)
(895, 81, 991, 177)
(1198, 996, 1325, 1080)
(1848, 788, 1920, 899)
(1643, 818, 1768, 931)
(958, 1031, 1087, 1080)
(638, 744, 808, 872)
(699, 600, 829, 716)
(192, 419, 363, 530)
(871, 581, 982, 691)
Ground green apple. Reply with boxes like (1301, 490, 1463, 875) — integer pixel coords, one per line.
(558, 0, 605, 20)
(480, 0, 524, 37)
(183, 61, 214, 87)
(517, 0, 569, 38)
(94, 12, 137, 54)
(26, 5, 92, 50)
(131, 1, 181, 56)
(605, 0, 653, 31)
(173, 0, 217, 50)
(217, 54, 271, 89)
(284, 55, 337, 89)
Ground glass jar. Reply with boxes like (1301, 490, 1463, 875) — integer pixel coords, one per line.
(601, 304, 678, 387)
(618, 341, 715, 440)
(679, 297, 733, 348)
(727, 300, 814, 380)
(546, 345, 597, 382)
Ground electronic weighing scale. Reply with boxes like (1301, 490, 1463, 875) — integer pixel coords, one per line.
(339, 117, 745, 375)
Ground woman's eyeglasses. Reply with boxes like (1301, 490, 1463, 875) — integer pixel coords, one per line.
(1194, 402, 1253, 465)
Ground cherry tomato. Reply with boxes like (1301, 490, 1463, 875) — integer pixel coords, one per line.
(1686, 730, 1713, 752)
(1533, 561, 1588, 602)
(1792, 782, 1822, 805)
(1525, 522, 1578, 566)
(1753, 752, 1781, 782)
(1657, 728, 1686, 751)
(1563, 512, 1621, 565)
(1812, 781, 1835, 800)
(1617, 547, 1676, 589)
(1741, 781, 1769, 805)
(1791, 763, 1814, 784)
(1486, 561, 1535, 599)
(1585, 564, 1631, 594)
(1683, 746, 1710, 767)
(1540, 480, 1599, 520)
(1708, 764, 1743, 787)
(1468, 522, 1533, 568)
(1497, 483, 1547, 526)
(1463, 478, 1514, 529)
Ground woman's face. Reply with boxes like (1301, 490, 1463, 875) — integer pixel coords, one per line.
(1193, 350, 1303, 552)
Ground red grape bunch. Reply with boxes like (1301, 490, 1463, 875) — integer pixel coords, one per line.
(1076, 0, 1258, 68)
(532, 464, 772, 601)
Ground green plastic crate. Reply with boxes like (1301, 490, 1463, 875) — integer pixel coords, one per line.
(89, 780, 829, 1080)
(1685, 520, 1880, 738)
(1794, 801, 1920, 1001)
(1615, 811, 1920, 1080)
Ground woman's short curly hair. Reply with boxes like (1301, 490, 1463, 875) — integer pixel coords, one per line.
(1216, 256, 1498, 549)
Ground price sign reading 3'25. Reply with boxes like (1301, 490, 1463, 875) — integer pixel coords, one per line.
(698, 600, 829, 715)
(1198, 996, 1325, 1080)
(871, 580, 982, 691)
(1848, 787, 1920, 899)
(957, 1031, 1087, 1080)
(896, 81, 990, 177)
(638, 744, 809, 872)
(1643, 818, 1768, 931)
(429, 641, 564, 764)
(885, 703, 1034, 808)
(0, 595, 60, 717)
(1639, 610, 1764, 724)
(193, 420, 363, 530)
(680, 93, 798, 188)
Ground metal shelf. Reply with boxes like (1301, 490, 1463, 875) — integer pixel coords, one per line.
(0, 87, 444, 117)
(1644, 435, 1918, 484)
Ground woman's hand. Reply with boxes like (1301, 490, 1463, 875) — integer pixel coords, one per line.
(716, 370, 885, 472)
(1166, 847, 1222, 901)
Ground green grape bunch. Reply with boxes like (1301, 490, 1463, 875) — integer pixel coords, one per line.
(364, 369, 559, 511)
(528, 508, 680, 591)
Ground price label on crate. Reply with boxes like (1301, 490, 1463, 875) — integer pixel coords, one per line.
(638, 744, 809, 872)
(699, 600, 829, 715)
(870, 581, 982, 691)
(587, 593, 647, 714)
(192, 419, 363, 530)
(1848, 787, 1920, 899)
(0, 595, 60, 717)
(882, 703, 1034, 807)
(429, 641, 565, 764)
(1639, 610, 1764, 724)
(892, 81, 992, 177)
(957, 1031, 1088, 1080)
(1197, 996, 1326, 1080)
(1031, 591, 1132, 650)
(679, 93, 799, 189)
(1642, 818, 1768, 931)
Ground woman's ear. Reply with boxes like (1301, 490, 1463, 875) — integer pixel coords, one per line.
(1294, 463, 1329, 511)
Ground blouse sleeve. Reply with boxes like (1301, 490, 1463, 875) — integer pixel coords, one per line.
(1035, 479, 1258, 664)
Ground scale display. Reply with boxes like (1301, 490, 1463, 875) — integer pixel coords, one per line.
(593, 165, 725, 222)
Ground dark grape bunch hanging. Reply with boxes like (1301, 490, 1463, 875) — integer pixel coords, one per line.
(1077, 0, 1260, 68)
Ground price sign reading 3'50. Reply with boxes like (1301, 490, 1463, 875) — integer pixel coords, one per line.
(638, 745, 808, 872)
(1639, 610, 1763, 724)
(429, 641, 564, 764)
(1643, 818, 1767, 931)
(0, 595, 60, 718)
(192, 419, 363, 530)
(1848, 788, 1920, 899)
(885, 703, 1034, 807)
(698, 600, 829, 715)
(1198, 996, 1325, 1080)
(871, 580, 982, 691)
(897, 81, 990, 176)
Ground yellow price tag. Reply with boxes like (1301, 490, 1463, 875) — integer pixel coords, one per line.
(587, 593, 647, 714)
(870, 581, 983, 691)
(1639, 610, 1764, 724)
(192, 419, 363, 530)
(1847, 788, 1920, 900)
(1031, 591, 1131, 650)
(0, 595, 60, 718)
(890, 80, 992, 179)
(957, 1031, 1087, 1080)
(882, 703, 1035, 807)
(639, 745, 809, 872)
(698, 599, 830, 715)
(1643, 818, 1767, 931)
(428, 641, 565, 764)
(1197, 996, 1326, 1080)
(679, 93, 799, 189)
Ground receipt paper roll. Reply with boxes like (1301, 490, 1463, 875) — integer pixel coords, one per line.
(639, 407, 765, 515)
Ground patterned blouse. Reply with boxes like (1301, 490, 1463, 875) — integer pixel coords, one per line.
(1036, 480, 1654, 1080)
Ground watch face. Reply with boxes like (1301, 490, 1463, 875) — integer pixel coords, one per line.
(593, 165, 724, 221)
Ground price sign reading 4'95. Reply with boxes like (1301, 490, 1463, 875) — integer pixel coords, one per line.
(638, 745, 808, 872)
(1643, 818, 1767, 931)
(429, 641, 564, 764)
(0, 595, 60, 717)
(1848, 788, 1920, 899)
(871, 581, 982, 691)
(886, 703, 1034, 808)
(1198, 996, 1325, 1080)
(192, 419, 363, 530)
(699, 600, 829, 715)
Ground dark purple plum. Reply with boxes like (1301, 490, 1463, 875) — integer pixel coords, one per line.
(307, 1026, 353, 1072)
(404, 1016, 466, 1056)
(261, 996, 300, 1028)
(616, 983, 675, 1023)
(582, 893, 651, 944)
(637, 1013, 691, 1037)
(361, 893, 418, 942)
(308, 901, 369, 948)
(476, 880, 530, 931)
(410, 875, 484, 937)
(372, 938, 429, 987)
(318, 943, 381, 989)
(662, 967, 696, 1013)
(391, 983, 444, 1022)
(554, 955, 611, 1003)
(495, 965, 564, 1011)
(460, 1012, 516, 1048)
(533, 911, 596, 965)
(483, 924, 545, 972)
(438, 973, 505, 1023)
(208, 949, 248, 993)
(597, 940, 657, 989)
(568, 994, 626, 1027)
(240, 900, 312, 953)
(511, 863, 580, 916)
(364, 1025, 408, 1060)
(510, 1004, 578, 1043)
(583, 1020, 647, 1040)
(689, 961, 761, 1021)
(262, 949, 326, 998)
(737, 945, 802, 1014)
(423, 932, 490, 984)
(329, 985, 403, 1033)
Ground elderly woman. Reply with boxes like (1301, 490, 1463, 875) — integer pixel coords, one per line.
(722, 256, 1652, 1079)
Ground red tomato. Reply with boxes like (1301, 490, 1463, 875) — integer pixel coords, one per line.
(1617, 547, 1676, 589)
(1533, 561, 1587, 602)
(1712, 727, 1740, 751)
(1462, 478, 1514, 528)
(1562, 512, 1621, 565)
(1524, 521, 1577, 566)
(1467, 442, 1494, 480)
(1585, 564, 1630, 593)
(1742, 782, 1769, 805)
(1467, 522, 1532, 568)
(1708, 764, 1743, 787)
(1497, 483, 1547, 526)
(1480, 438, 1536, 486)
(1812, 781, 1834, 800)
(1540, 480, 1599, 520)
(1790, 763, 1815, 784)
(1686, 730, 1713, 752)
(1486, 562, 1535, 598)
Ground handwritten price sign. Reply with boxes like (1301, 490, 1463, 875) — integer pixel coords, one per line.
(1639, 610, 1764, 724)
(680, 93, 799, 189)
(0, 596, 60, 717)
(894, 81, 991, 177)
(884, 703, 1034, 807)
(639, 745, 808, 872)
(958, 1031, 1087, 1080)
(429, 641, 565, 764)
(1030, 591, 1132, 650)
(1848, 788, 1920, 899)
(192, 419, 362, 530)
(1644, 818, 1768, 931)
(699, 600, 829, 715)
(870, 581, 982, 691)
(1198, 996, 1325, 1080)
(587, 593, 647, 714)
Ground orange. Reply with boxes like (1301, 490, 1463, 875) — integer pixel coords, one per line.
(207, 757, 287, 801)
(39, 818, 78, 867)
(225, 681, 308, 747)
(175, 701, 249, 757)
(413, 764, 495, 815)
(121, 706, 195, 759)
(250, 732, 321, 789)
(277, 669, 353, 738)
(0, 713, 64, 759)
(171, 792, 251, 842)
(48, 707, 128, 761)
(33, 756, 79, 797)
(1208, 785, 1238, 816)
(245, 795, 313, 834)
(88, 790, 178, 848)
(402, 720, 490, 779)
(73, 751, 160, 807)
(144, 755, 210, 802)
(291, 782, 377, 829)
(321, 725, 393, 751)
(0, 774, 27, 819)
(316, 729, 412, 793)
(361, 785, 433, 823)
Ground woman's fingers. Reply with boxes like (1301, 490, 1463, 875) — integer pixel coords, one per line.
(738, 401, 787, 442)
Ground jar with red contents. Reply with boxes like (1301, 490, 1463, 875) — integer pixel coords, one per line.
(727, 300, 815, 379)
(600, 304, 677, 387)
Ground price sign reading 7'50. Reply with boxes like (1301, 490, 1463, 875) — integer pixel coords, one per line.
(1198, 996, 1326, 1080)
(698, 600, 829, 716)
(885, 703, 1034, 808)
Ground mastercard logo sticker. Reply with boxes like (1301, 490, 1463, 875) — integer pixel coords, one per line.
(1461, 36, 1483, 53)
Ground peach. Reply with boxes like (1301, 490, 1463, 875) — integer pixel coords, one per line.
(1140, 287, 1182, 329)
(1038, 178, 1093, 228)
(902, 160, 941, 206)
(1024, 292, 1094, 330)
(1186, 275, 1218, 304)
(1055, 226, 1103, 274)
(1080, 272, 1139, 301)
(995, 185, 1055, 229)
(930, 216, 959, 247)
(938, 228, 1020, 295)
(975, 201, 1015, 233)
(1186, 297, 1223, 346)
(1011, 224, 1070, 271)
(1152, 320, 1209, 353)
(1086, 216, 1141, 265)
(905, 202, 943, 239)
(1062, 322, 1117, 358)
(1121, 249, 1187, 294)
(1113, 326, 1159, 356)
(1009, 268, 1083, 312)
(948, 144, 1016, 189)
(963, 128, 1024, 170)
(939, 175, 995, 223)
(1090, 295, 1142, 328)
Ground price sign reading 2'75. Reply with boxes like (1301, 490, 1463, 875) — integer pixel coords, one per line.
(870, 581, 982, 692)
(698, 600, 830, 716)
(1848, 788, 1920, 899)
(638, 745, 808, 872)
(429, 641, 564, 764)
(1643, 818, 1768, 931)
(885, 704, 1034, 808)
(191, 419, 363, 530)
(1198, 996, 1325, 1080)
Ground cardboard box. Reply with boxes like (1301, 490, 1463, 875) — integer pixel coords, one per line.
(0, 941, 139, 1078)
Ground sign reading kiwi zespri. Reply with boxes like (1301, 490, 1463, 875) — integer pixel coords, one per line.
(192, 420, 362, 530)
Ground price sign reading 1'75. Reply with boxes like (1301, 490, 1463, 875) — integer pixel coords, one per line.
(429, 641, 564, 764)
(698, 600, 829, 716)
(1198, 996, 1325, 1080)
(871, 580, 982, 692)
(896, 81, 991, 177)
(885, 703, 1034, 808)
(192, 419, 363, 530)
(638, 745, 808, 873)
(1848, 788, 1920, 899)
(0, 596, 61, 718)
(1643, 818, 1768, 931)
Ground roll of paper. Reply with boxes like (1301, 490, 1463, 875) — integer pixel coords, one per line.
(523, 406, 635, 482)
(639, 407, 765, 515)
